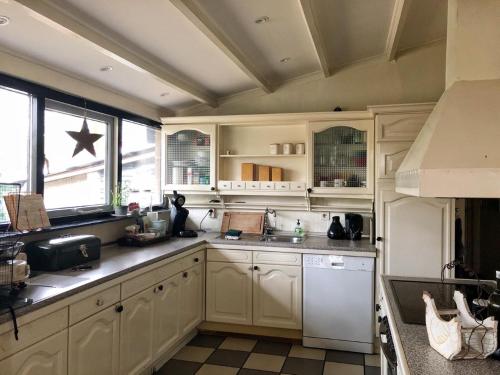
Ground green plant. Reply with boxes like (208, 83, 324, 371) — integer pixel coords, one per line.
(111, 183, 128, 207)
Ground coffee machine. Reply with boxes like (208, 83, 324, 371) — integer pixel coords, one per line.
(170, 191, 197, 238)
(345, 213, 363, 240)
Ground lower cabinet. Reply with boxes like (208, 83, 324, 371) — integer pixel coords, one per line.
(119, 288, 155, 375)
(253, 264, 302, 329)
(206, 261, 253, 325)
(0, 329, 68, 375)
(180, 263, 204, 335)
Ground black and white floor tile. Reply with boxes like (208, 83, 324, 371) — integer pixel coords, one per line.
(157, 334, 381, 375)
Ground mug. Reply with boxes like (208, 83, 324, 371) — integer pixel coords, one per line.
(334, 178, 345, 187)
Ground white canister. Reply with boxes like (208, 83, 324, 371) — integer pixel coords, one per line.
(334, 178, 345, 188)
(269, 144, 280, 155)
(172, 167, 183, 184)
(186, 167, 193, 185)
(282, 143, 293, 155)
(295, 143, 305, 154)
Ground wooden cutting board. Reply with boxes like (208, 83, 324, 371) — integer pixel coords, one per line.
(220, 212, 264, 234)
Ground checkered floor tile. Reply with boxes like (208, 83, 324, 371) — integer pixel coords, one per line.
(157, 334, 381, 375)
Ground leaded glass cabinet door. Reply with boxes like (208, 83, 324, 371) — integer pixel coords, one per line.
(308, 120, 374, 196)
(163, 124, 216, 191)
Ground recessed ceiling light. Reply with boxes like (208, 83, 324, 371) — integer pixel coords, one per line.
(0, 16, 10, 26)
(100, 66, 113, 72)
(160, 92, 170, 97)
(254, 16, 269, 24)
(280, 57, 291, 63)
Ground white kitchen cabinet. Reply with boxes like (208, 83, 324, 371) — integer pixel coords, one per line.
(119, 288, 155, 375)
(308, 119, 374, 196)
(179, 263, 204, 335)
(206, 261, 253, 325)
(253, 264, 302, 329)
(153, 273, 181, 358)
(0, 330, 68, 375)
(162, 124, 217, 192)
(377, 186, 453, 278)
(68, 306, 120, 375)
(376, 141, 413, 179)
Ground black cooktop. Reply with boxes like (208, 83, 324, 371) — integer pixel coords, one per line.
(390, 279, 494, 325)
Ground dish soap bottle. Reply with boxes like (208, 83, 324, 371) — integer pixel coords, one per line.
(294, 219, 304, 237)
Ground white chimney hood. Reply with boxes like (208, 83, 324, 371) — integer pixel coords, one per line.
(395, 79, 500, 198)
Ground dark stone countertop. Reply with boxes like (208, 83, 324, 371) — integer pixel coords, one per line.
(381, 275, 500, 375)
(0, 232, 375, 325)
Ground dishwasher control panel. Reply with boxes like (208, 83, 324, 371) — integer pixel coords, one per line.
(303, 254, 374, 271)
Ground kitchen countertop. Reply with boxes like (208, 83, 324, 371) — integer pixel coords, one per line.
(0, 232, 375, 325)
(381, 275, 500, 375)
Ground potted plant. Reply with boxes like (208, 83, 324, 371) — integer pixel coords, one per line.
(111, 183, 128, 216)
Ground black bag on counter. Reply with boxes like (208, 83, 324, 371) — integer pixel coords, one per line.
(25, 235, 101, 271)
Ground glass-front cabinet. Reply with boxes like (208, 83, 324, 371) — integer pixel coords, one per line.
(162, 124, 217, 192)
(308, 120, 374, 196)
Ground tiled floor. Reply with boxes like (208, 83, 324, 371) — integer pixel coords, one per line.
(157, 334, 381, 375)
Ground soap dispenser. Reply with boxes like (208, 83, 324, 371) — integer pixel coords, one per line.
(294, 219, 304, 237)
(327, 216, 345, 239)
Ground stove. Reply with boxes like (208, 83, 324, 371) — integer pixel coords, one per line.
(390, 279, 495, 325)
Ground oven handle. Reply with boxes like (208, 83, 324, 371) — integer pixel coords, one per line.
(379, 318, 397, 370)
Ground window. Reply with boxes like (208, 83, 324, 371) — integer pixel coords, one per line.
(43, 100, 114, 211)
(121, 120, 161, 207)
(0, 86, 31, 221)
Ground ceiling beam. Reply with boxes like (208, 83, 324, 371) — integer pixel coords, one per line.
(15, 0, 218, 107)
(170, 0, 273, 94)
(385, 0, 413, 61)
(299, 0, 330, 77)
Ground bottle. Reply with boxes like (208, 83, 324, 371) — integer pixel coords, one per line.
(327, 216, 345, 239)
(294, 219, 304, 237)
(488, 271, 500, 360)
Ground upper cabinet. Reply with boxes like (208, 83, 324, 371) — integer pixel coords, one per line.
(308, 119, 374, 197)
(162, 124, 217, 192)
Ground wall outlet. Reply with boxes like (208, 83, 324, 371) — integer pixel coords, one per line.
(209, 209, 216, 219)
(321, 212, 330, 222)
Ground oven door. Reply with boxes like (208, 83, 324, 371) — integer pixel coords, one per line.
(379, 316, 398, 375)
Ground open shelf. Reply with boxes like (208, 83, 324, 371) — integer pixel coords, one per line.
(219, 154, 305, 158)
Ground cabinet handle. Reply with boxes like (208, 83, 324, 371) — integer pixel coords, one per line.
(158, 284, 164, 291)
(376, 237, 383, 242)
(307, 188, 313, 193)
(376, 304, 381, 312)
(194, 257, 199, 263)
(95, 298, 104, 307)
(253, 266, 259, 271)
(183, 271, 188, 278)
(115, 305, 124, 313)
(210, 187, 215, 191)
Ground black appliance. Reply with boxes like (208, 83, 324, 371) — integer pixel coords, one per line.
(327, 216, 345, 239)
(170, 191, 197, 238)
(25, 235, 101, 271)
(379, 316, 397, 375)
(345, 213, 363, 240)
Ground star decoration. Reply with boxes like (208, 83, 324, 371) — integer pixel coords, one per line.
(66, 119, 103, 157)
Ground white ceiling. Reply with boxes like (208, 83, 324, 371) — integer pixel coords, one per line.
(0, 0, 447, 114)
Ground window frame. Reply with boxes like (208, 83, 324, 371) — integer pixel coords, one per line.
(0, 72, 162, 226)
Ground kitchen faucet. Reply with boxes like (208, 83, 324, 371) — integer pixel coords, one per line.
(263, 208, 276, 235)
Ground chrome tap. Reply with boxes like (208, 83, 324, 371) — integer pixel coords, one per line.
(263, 208, 276, 235)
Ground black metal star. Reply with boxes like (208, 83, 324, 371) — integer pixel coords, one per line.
(66, 119, 103, 157)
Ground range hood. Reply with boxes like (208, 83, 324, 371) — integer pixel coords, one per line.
(395, 79, 500, 197)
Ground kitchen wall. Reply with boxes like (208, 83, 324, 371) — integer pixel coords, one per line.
(176, 41, 446, 117)
(0, 48, 163, 121)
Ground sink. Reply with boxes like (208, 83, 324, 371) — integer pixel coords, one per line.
(261, 235, 305, 244)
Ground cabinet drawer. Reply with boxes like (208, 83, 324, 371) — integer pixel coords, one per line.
(218, 181, 231, 190)
(207, 249, 252, 263)
(179, 250, 205, 269)
(231, 181, 245, 190)
(259, 182, 275, 190)
(253, 251, 302, 266)
(376, 141, 412, 179)
(275, 182, 290, 191)
(122, 270, 158, 299)
(69, 285, 121, 325)
(0, 308, 68, 361)
(290, 182, 306, 191)
(376, 112, 430, 141)
(245, 181, 260, 190)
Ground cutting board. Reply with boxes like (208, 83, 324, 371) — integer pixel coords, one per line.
(220, 212, 264, 234)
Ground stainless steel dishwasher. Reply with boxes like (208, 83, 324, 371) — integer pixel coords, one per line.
(303, 254, 375, 353)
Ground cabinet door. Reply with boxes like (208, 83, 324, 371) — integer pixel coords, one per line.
(69, 306, 120, 375)
(206, 261, 253, 325)
(253, 264, 302, 329)
(162, 124, 217, 192)
(153, 273, 181, 358)
(180, 263, 203, 335)
(120, 288, 155, 375)
(375, 112, 430, 142)
(377, 187, 453, 278)
(0, 330, 67, 375)
(308, 120, 374, 196)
